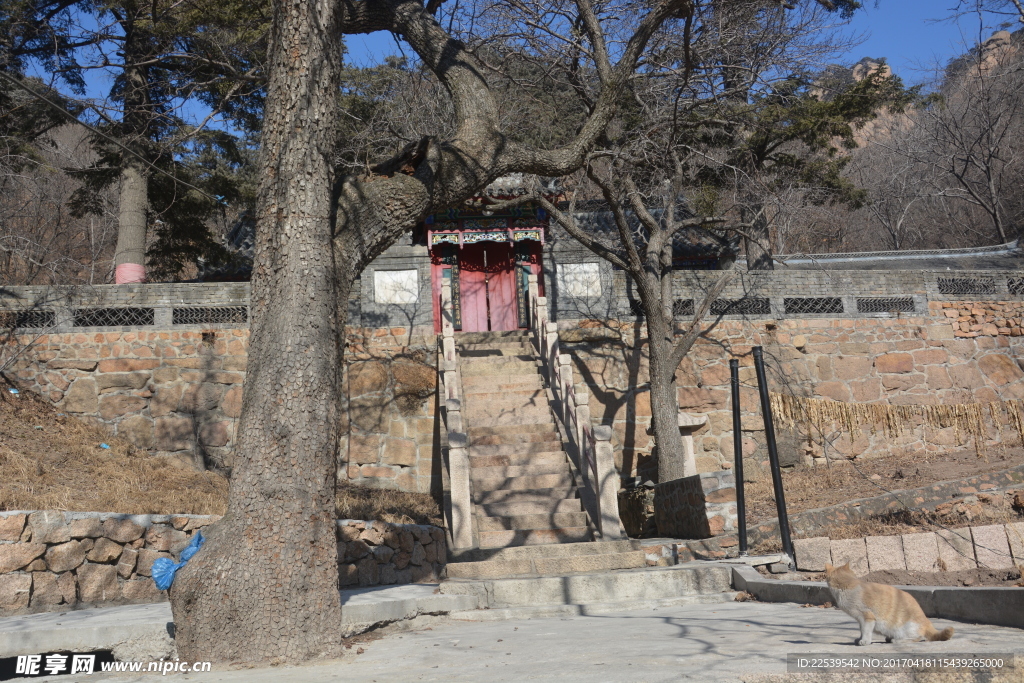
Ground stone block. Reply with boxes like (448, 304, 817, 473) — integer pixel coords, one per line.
(0, 543, 46, 574)
(793, 537, 832, 572)
(154, 416, 193, 452)
(96, 372, 150, 391)
(78, 563, 119, 603)
(121, 578, 163, 602)
(833, 356, 873, 380)
(971, 525, 1014, 569)
(182, 383, 222, 412)
(198, 421, 230, 447)
(63, 378, 98, 413)
(117, 415, 154, 449)
(830, 538, 867, 575)
(348, 433, 381, 464)
(348, 361, 387, 396)
(357, 557, 379, 586)
(222, 386, 242, 418)
(135, 549, 172, 577)
(410, 544, 427, 566)
(57, 571, 77, 604)
(97, 359, 160, 373)
(360, 527, 384, 545)
(99, 394, 147, 420)
(345, 540, 370, 561)
(875, 353, 913, 374)
(46, 541, 86, 572)
(382, 438, 417, 466)
(102, 518, 145, 543)
(145, 526, 189, 553)
(30, 572, 62, 607)
(69, 518, 103, 539)
(977, 353, 1024, 385)
(87, 537, 124, 563)
(0, 574, 31, 610)
(339, 563, 359, 587)
(937, 528, 976, 571)
(117, 547, 138, 578)
(1006, 522, 1024, 565)
(866, 535, 906, 572)
(0, 514, 26, 541)
(29, 510, 70, 544)
(350, 395, 390, 432)
(150, 384, 183, 417)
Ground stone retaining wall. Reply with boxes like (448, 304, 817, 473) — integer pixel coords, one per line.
(562, 309, 1024, 483)
(792, 523, 1024, 573)
(653, 471, 738, 539)
(0, 511, 448, 615)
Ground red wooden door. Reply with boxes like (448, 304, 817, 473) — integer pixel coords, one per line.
(458, 242, 519, 332)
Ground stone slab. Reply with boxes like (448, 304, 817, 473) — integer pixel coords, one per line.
(970, 525, 1014, 569)
(829, 538, 867, 575)
(902, 532, 940, 572)
(793, 537, 831, 572)
(937, 528, 977, 571)
(865, 535, 906, 572)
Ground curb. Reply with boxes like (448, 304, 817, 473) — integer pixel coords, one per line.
(731, 565, 1024, 629)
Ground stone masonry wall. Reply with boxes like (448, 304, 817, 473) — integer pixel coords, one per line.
(563, 307, 1024, 484)
(653, 471, 738, 539)
(0, 511, 448, 615)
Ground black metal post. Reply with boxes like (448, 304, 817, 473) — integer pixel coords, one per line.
(730, 359, 748, 555)
(752, 346, 794, 562)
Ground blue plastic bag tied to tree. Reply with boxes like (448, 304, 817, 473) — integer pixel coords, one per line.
(151, 530, 205, 591)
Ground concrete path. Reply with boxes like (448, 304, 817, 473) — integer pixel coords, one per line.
(19, 601, 1020, 683)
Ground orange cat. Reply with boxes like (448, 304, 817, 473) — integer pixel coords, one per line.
(824, 562, 954, 646)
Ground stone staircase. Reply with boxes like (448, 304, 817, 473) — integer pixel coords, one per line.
(447, 331, 648, 580)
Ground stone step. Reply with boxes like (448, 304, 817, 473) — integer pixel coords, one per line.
(449, 591, 737, 620)
(461, 361, 541, 377)
(469, 442, 564, 458)
(472, 472, 573, 491)
(461, 374, 544, 389)
(476, 512, 590, 532)
(478, 526, 592, 548)
(468, 426, 560, 446)
(464, 394, 550, 417)
(476, 498, 584, 518)
(459, 341, 534, 352)
(469, 452, 566, 470)
(460, 351, 535, 361)
(444, 549, 647, 580)
(456, 331, 530, 344)
(449, 539, 642, 564)
(465, 404, 551, 422)
(468, 411, 555, 428)
(472, 486, 577, 505)
(440, 564, 735, 608)
(469, 462, 567, 480)
(462, 386, 546, 399)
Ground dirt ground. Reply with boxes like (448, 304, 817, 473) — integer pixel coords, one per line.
(0, 378, 442, 522)
(745, 446, 1024, 524)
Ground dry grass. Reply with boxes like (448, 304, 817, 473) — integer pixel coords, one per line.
(335, 480, 442, 526)
(0, 380, 228, 514)
(1, 378, 444, 524)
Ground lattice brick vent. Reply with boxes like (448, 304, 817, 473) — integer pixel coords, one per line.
(628, 299, 644, 318)
(937, 277, 994, 296)
(74, 307, 155, 327)
(856, 297, 916, 314)
(710, 298, 771, 315)
(172, 306, 248, 325)
(1008, 277, 1024, 296)
(672, 299, 694, 317)
(784, 297, 844, 314)
(0, 310, 56, 329)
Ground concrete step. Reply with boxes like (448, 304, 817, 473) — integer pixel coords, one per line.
(472, 486, 577, 505)
(444, 549, 646, 580)
(450, 539, 642, 564)
(471, 472, 573, 491)
(440, 563, 734, 608)
(460, 351, 535, 361)
(476, 512, 590, 532)
(459, 341, 534, 352)
(476, 498, 584, 517)
(448, 591, 737, 620)
(470, 442, 564, 458)
(464, 395, 550, 418)
(478, 526, 591, 548)
(470, 461, 567, 480)
(462, 386, 546, 399)
(468, 454, 565, 471)
(468, 424, 559, 444)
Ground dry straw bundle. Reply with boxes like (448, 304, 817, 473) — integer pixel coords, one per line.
(768, 392, 1024, 456)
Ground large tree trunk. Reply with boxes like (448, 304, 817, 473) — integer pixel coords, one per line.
(168, 0, 344, 663)
(743, 204, 774, 271)
(113, 157, 149, 283)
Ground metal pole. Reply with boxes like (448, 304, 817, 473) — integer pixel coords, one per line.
(730, 359, 748, 555)
(752, 346, 794, 562)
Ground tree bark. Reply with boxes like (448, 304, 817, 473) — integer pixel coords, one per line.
(113, 156, 149, 282)
(168, 0, 344, 663)
(743, 204, 774, 270)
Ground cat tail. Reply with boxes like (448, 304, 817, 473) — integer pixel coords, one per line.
(925, 625, 954, 641)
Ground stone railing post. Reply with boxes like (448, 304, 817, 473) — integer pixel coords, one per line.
(574, 385, 590, 472)
(440, 284, 456, 364)
(558, 354, 573, 426)
(447, 426, 474, 550)
(593, 425, 624, 540)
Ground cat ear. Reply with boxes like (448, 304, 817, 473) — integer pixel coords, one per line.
(842, 562, 851, 570)
(824, 563, 833, 572)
